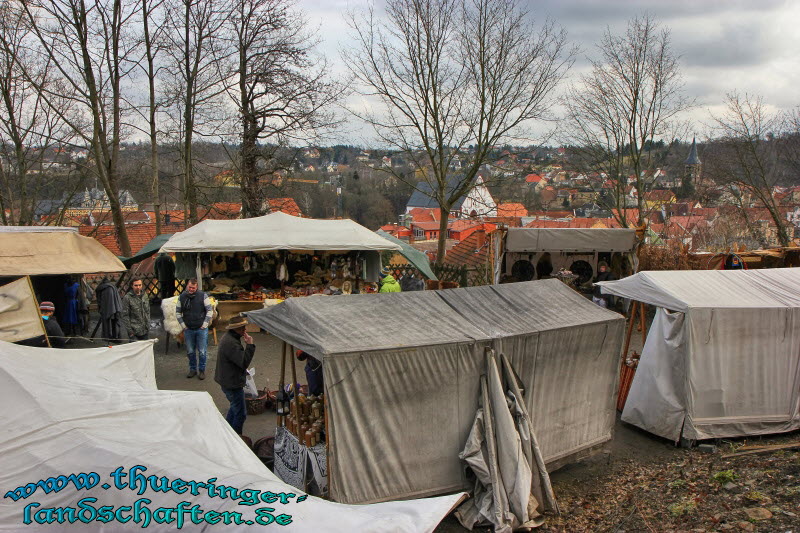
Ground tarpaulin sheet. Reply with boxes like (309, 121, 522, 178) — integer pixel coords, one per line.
(0, 230, 126, 275)
(376, 230, 437, 280)
(0, 277, 45, 343)
(0, 341, 464, 532)
(505, 228, 637, 252)
(247, 280, 624, 504)
(160, 212, 402, 253)
(599, 268, 800, 440)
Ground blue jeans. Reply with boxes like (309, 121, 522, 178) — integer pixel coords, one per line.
(223, 387, 246, 434)
(184, 327, 208, 371)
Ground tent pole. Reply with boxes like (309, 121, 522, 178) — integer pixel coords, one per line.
(640, 302, 647, 345)
(290, 344, 298, 429)
(278, 340, 287, 427)
(196, 253, 203, 290)
(27, 276, 51, 347)
(500, 352, 558, 514)
(621, 300, 637, 359)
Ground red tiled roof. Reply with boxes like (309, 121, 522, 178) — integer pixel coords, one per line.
(450, 222, 496, 241)
(644, 190, 676, 202)
(485, 216, 523, 227)
(407, 207, 441, 223)
(496, 203, 527, 217)
(525, 217, 621, 229)
(380, 224, 413, 237)
(444, 229, 492, 268)
(266, 198, 302, 217)
(411, 221, 443, 231)
(79, 223, 181, 256)
(448, 219, 483, 232)
(528, 210, 572, 218)
(524, 173, 543, 183)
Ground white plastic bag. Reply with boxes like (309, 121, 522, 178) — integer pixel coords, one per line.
(244, 367, 258, 398)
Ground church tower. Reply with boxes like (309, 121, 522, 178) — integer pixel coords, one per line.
(684, 136, 701, 185)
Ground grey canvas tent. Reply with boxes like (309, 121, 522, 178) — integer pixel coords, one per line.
(246, 279, 625, 504)
(598, 268, 800, 442)
(496, 228, 637, 284)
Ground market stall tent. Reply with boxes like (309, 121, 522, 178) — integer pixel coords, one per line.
(159, 212, 402, 252)
(598, 268, 800, 442)
(0, 227, 126, 275)
(496, 227, 637, 284)
(246, 279, 625, 504)
(0, 340, 463, 532)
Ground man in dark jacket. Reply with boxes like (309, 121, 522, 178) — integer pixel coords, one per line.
(154, 253, 176, 300)
(122, 278, 150, 341)
(214, 316, 256, 435)
(95, 278, 124, 342)
(176, 278, 213, 379)
(592, 261, 616, 308)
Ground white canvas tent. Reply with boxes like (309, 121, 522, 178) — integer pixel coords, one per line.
(598, 268, 800, 441)
(160, 212, 402, 253)
(158, 212, 401, 286)
(246, 279, 625, 504)
(0, 340, 462, 532)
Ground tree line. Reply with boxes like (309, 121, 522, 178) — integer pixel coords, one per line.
(0, 0, 797, 260)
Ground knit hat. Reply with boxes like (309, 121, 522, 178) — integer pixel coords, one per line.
(380, 266, 391, 276)
(39, 301, 55, 311)
(598, 261, 609, 269)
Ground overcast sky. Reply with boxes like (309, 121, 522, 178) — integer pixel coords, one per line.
(296, 0, 800, 146)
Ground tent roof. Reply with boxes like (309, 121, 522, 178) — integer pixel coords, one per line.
(0, 340, 462, 530)
(506, 227, 637, 252)
(246, 279, 620, 358)
(598, 268, 800, 312)
(121, 233, 173, 267)
(376, 229, 437, 280)
(0, 230, 126, 275)
(159, 212, 402, 253)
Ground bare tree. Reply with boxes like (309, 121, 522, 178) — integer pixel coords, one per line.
(21, 0, 141, 256)
(345, 0, 572, 263)
(225, 0, 339, 218)
(161, 0, 231, 225)
(140, 0, 166, 234)
(564, 14, 691, 229)
(706, 92, 791, 247)
(0, 1, 78, 226)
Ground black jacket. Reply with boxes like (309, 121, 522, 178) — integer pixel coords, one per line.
(214, 330, 255, 389)
(593, 271, 616, 299)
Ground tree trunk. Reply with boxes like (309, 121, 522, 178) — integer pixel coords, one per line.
(143, 0, 161, 235)
(436, 206, 449, 265)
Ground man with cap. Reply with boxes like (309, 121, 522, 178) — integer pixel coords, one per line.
(214, 315, 256, 435)
(592, 261, 616, 308)
(39, 301, 66, 348)
(378, 266, 401, 293)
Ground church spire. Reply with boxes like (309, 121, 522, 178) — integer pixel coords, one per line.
(685, 136, 700, 166)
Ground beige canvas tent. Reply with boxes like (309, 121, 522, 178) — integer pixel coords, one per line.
(598, 268, 800, 441)
(0, 277, 46, 342)
(246, 279, 625, 504)
(0, 227, 126, 276)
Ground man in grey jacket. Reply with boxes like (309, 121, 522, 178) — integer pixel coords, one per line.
(122, 278, 150, 341)
(214, 316, 255, 435)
